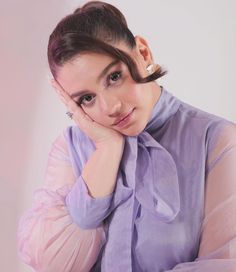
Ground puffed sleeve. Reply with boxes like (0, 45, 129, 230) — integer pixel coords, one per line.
(17, 131, 105, 272)
(167, 122, 236, 271)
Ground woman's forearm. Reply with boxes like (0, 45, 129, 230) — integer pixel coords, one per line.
(82, 139, 125, 198)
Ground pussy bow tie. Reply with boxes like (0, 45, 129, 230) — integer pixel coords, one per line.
(109, 130, 180, 223)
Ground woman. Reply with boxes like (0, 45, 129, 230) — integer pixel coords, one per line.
(17, 1, 236, 271)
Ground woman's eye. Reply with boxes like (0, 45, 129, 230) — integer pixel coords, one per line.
(108, 71, 122, 84)
(78, 94, 95, 106)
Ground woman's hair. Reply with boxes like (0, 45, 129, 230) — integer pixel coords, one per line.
(47, 1, 166, 83)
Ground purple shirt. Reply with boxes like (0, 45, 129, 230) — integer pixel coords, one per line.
(64, 87, 235, 271)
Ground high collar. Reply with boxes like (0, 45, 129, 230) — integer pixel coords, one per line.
(144, 86, 181, 133)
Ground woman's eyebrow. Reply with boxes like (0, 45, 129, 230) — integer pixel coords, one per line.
(70, 59, 120, 99)
(97, 59, 120, 82)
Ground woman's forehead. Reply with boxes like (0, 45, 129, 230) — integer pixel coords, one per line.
(70, 52, 115, 69)
(57, 40, 134, 76)
(58, 53, 116, 82)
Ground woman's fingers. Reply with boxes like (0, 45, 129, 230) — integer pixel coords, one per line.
(51, 79, 78, 111)
(50, 78, 123, 146)
(51, 79, 93, 127)
(50, 79, 67, 105)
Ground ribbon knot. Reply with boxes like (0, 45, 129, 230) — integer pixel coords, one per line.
(115, 131, 180, 223)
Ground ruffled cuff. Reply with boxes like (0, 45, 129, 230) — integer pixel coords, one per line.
(65, 176, 114, 229)
(65, 172, 133, 230)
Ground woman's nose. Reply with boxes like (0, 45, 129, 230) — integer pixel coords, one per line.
(99, 94, 122, 117)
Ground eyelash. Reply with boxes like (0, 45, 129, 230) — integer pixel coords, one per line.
(76, 70, 123, 107)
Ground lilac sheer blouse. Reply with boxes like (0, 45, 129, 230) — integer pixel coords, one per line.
(18, 87, 236, 271)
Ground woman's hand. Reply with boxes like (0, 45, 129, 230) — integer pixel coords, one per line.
(51, 79, 124, 149)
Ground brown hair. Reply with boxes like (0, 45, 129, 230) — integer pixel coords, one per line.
(47, 1, 166, 83)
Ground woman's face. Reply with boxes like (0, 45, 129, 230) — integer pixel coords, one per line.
(56, 40, 161, 136)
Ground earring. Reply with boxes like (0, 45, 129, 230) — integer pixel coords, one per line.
(146, 64, 155, 75)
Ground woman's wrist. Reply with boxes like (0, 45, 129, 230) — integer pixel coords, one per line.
(82, 136, 125, 198)
(96, 135, 125, 153)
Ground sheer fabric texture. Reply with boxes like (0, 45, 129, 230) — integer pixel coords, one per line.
(17, 134, 105, 272)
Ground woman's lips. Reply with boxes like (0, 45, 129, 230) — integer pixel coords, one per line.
(113, 108, 135, 128)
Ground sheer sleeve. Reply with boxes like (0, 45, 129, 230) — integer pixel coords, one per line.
(17, 131, 105, 272)
(167, 122, 236, 271)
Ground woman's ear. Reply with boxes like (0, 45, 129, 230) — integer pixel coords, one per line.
(134, 35, 154, 64)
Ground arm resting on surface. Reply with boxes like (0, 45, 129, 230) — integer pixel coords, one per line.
(17, 132, 105, 272)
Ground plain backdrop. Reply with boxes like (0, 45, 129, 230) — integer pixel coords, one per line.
(0, 0, 235, 271)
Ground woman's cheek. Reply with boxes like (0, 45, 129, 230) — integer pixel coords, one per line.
(87, 109, 107, 125)
(126, 83, 144, 103)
